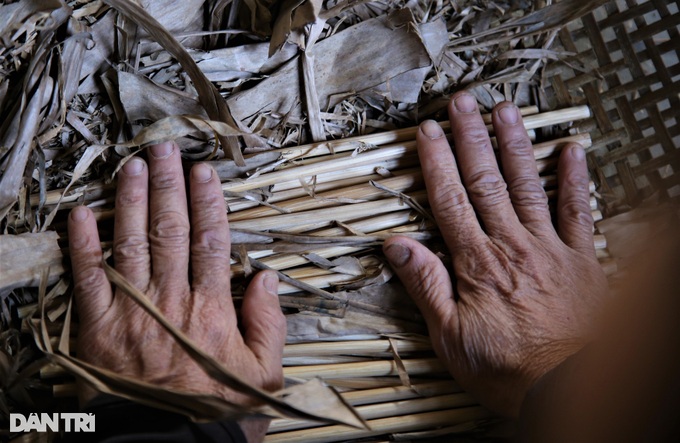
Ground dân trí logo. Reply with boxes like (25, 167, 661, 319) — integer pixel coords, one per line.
(10, 413, 95, 432)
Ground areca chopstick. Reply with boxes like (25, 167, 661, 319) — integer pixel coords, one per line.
(283, 339, 432, 357)
(268, 393, 477, 433)
(283, 358, 445, 380)
(263, 406, 492, 443)
(228, 192, 428, 232)
(228, 171, 423, 221)
(260, 107, 539, 163)
(223, 107, 590, 195)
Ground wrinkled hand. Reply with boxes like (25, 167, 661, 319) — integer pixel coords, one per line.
(68, 142, 286, 441)
(383, 93, 607, 417)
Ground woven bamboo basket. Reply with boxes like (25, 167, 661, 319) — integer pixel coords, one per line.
(544, 0, 679, 216)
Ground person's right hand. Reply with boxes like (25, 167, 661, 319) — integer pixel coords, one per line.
(383, 93, 608, 417)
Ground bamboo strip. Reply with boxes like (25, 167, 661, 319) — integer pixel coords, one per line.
(263, 406, 492, 443)
(226, 168, 405, 213)
(282, 356, 374, 366)
(228, 172, 423, 221)
(224, 144, 416, 193)
(259, 106, 543, 162)
(283, 339, 432, 357)
(283, 358, 445, 380)
(532, 133, 591, 159)
(339, 381, 459, 406)
(228, 192, 428, 232)
(268, 393, 477, 433)
(224, 128, 591, 195)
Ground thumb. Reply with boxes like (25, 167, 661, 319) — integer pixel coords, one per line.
(241, 270, 286, 389)
(383, 236, 458, 335)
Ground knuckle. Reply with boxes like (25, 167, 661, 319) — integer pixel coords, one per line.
(116, 187, 146, 207)
(192, 190, 224, 210)
(412, 264, 448, 308)
(564, 170, 590, 190)
(429, 180, 472, 217)
(465, 169, 508, 201)
(501, 136, 533, 156)
(150, 170, 183, 192)
(149, 211, 190, 247)
(508, 176, 548, 207)
(460, 126, 492, 148)
(114, 233, 149, 260)
(191, 229, 230, 257)
(560, 199, 594, 228)
(74, 266, 106, 296)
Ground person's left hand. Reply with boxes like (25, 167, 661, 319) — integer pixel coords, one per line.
(68, 141, 286, 441)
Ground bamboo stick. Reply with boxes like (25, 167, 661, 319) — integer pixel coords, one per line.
(228, 171, 423, 221)
(268, 393, 477, 433)
(283, 358, 446, 380)
(226, 169, 404, 214)
(261, 107, 538, 162)
(228, 191, 428, 232)
(264, 406, 492, 443)
(283, 339, 432, 358)
(224, 144, 416, 194)
(339, 381, 459, 406)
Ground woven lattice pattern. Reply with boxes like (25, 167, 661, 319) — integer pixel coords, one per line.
(544, 0, 680, 216)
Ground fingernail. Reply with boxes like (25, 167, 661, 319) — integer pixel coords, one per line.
(263, 273, 278, 296)
(453, 93, 477, 113)
(384, 243, 411, 268)
(192, 163, 213, 183)
(420, 120, 444, 139)
(71, 206, 89, 222)
(149, 141, 175, 159)
(498, 105, 519, 125)
(123, 157, 144, 176)
(571, 145, 585, 161)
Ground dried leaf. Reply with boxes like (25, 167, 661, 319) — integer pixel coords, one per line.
(103, 0, 248, 164)
(0, 232, 64, 293)
(229, 9, 432, 128)
(118, 71, 207, 122)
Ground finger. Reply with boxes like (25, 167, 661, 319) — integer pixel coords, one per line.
(113, 157, 150, 290)
(68, 206, 112, 321)
(189, 163, 231, 292)
(557, 144, 596, 254)
(448, 92, 519, 237)
(383, 237, 458, 339)
(492, 102, 553, 236)
(416, 119, 486, 252)
(241, 271, 286, 388)
(147, 141, 191, 285)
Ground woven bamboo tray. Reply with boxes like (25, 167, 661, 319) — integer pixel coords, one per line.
(544, 0, 680, 216)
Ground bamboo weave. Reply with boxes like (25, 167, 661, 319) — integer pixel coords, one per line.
(544, 0, 680, 215)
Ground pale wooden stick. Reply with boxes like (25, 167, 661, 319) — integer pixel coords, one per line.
(283, 358, 445, 380)
(263, 406, 492, 443)
(228, 192, 428, 232)
(261, 107, 539, 162)
(268, 393, 477, 433)
(283, 339, 431, 358)
(226, 170, 396, 213)
(532, 133, 591, 159)
(228, 172, 423, 221)
(340, 380, 459, 406)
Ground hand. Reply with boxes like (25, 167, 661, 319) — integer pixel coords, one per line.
(383, 93, 607, 417)
(68, 141, 286, 441)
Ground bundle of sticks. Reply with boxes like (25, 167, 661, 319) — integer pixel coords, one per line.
(36, 105, 615, 441)
(222, 104, 612, 294)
